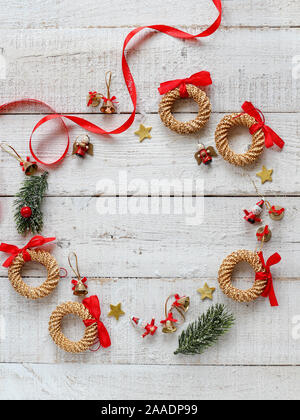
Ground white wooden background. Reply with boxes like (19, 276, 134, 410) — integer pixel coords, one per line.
(0, 0, 299, 400)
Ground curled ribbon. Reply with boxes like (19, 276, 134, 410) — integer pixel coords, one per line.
(256, 225, 269, 242)
(158, 71, 212, 98)
(241, 101, 285, 149)
(255, 251, 281, 307)
(0, 0, 222, 165)
(142, 319, 158, 338)
(160, 312, 178, 325)
(0, 235, 56, 267)
(71, 277, 87, 291)
(269, 206, 285, 216)
(83, 295, 111, 348)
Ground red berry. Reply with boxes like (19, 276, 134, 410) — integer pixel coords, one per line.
(20, 206, 32, 218)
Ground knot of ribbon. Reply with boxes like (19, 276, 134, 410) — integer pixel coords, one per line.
(160, 312, 178, 325)
(71, 277, 87, 291)
(269, 206, 285, 216)
(142, 319, 158, 338)
(172, 294, 184, 307)
(255, 251, 281, 307)
(87, 91, 99, 106)
(0, 236, 56, 267)
(158, 71, 212, 98)
(241, 101, 285, 149)
(256, 225, 269, 242)
(102, 96, 118, 104)
(83, 295, 111, 348)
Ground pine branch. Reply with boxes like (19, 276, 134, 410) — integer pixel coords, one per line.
(14, 172, 48, 235)
(174, 304, 235, 355)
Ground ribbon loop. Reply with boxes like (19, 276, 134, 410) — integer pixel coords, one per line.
(241, 101, 285, 149)
(83, 295, 111, 348)
(158, 71, 212, 98)
(255, 251, 281, 307)
(0, 236, 56, 267)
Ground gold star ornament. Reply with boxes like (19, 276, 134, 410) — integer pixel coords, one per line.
(198, 283, 216, 300)
(135, 124, 152, 142)
(108, 303, 125, 321)
(256, 166, 273, 184)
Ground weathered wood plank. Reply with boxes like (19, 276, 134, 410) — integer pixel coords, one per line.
(0, 28, 299, 113)
(0, 197, 298, 278)
(0, 113, 297, 196)
(0, 0, 298, 29)
(0, 275, 299, 366)
(1, 363, 299, 400)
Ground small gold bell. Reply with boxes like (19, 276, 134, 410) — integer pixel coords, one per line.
(269, 205, 285, 221)
(100, 100, 116, 114)
(74, 280, 88, 296)
(175, 296, 190, 313)
(23, 160, 38, 176)
(162, 320, 177, 334)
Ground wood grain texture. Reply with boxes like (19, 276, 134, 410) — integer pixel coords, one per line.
(0, 276, 299, 365)
(0, 197, 298, 278)
(1, 364, 300, 400)
(0, 113, 297, 196)
(0, 28, 299, 113)
(0, 0, 298, 29)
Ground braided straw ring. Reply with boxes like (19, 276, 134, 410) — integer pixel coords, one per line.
(8, 249, 59, 300)
(218, 250, 267, 303)
(49, 301, 98, 353)
(215, 113, 265, 166)
(159, 84, 211, 134)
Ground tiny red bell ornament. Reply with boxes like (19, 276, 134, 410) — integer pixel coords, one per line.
(194, 143, 217, 166)
(100, 71, 118, 114)
(243, 200, 265, 224)
(72, 135, 93, 158)
(20, 206, 32, 218)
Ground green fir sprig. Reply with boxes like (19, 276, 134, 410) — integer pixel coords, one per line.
(14, 172, 49, 235)
(174, 304, 235, 355)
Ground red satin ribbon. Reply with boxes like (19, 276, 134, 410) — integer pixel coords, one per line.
(71, 277, 87, 291)
(256, 225, 269, 241)
(241, 101, 285, 149)
(0, 0, 222, 165)
(142, 319, 158, 338)
(269, 206, 285, 216)
(160, 312, 178, 325)
(0, 235, 56, 267)
(172, 294, 185, 307)
(255, 251, 281, 307)
(158, 71, 212, 98)
(83, 295, 111, 348)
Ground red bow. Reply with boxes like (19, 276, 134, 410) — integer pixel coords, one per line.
(71, 277, 87, 291)
(256, 225, 269, 242)
(142, 319, 158, 338)
(160, 312, 178, 325)
(102, 96, 118, 104)
(172, 294, 184, 307)
(158, 71, 212, 98)
(269, 206, 285, 216)
(255, 251, 281, 307)
(83, 295, 111, 348)
(0, 236, 56, 267)
(87, 91, 99, 106)
(241, 101, 285, 149)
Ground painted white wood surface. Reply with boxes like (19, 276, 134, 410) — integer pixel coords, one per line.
(1, 364, 299, 400)
(0, 113, 298, 196)
(0, 28, 299, 113)
(0, 0, 298, 29)
(0, 0, 299, 400)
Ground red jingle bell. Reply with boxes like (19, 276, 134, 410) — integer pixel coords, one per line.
(20, 206, 32, 218)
